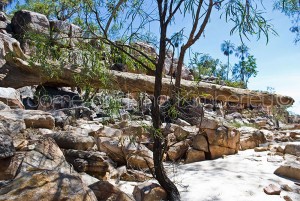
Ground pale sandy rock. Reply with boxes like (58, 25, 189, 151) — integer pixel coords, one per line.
(274, 161, 300, 180)
(18, 137, 72, 175)
(63, 149, 113, 180)
(239, 126, 266, 150)
(133, 182, 167, 201)
(263, 184, 281, 195)
(192, 134, 209, 152)
(209, 145, 236, 159)
(0, 87, 24, 109)
(185, 148, 206, 163)
(89, 181, 132, 201)
(284, 144, 300, 156)
(0, 171, 97, 201)
(167, 140, 189, 161)
(46, 131, 95, 151)
(0, 109, 55, 129)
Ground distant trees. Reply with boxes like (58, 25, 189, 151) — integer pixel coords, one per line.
(221, 40, 235, 80)
(191, 42, 257, 88)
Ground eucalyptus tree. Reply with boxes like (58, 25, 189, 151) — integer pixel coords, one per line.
(221, 40, 235, 80)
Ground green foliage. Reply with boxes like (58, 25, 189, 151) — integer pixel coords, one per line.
(224, 80, 246, 88)
(274, 0, 300, 43)
(230, 120, 258, 129)
(222, 0, 278, 43)
(232, 55, 258, 88)
(16, 0, 82, 21)
(189, 53, 220, 79)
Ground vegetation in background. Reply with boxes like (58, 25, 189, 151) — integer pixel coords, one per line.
(221, 40, 235, 80)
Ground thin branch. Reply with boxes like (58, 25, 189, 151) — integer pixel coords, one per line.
(105, 0, 126, 33)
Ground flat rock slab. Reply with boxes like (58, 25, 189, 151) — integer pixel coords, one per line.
(264, 184, 281, 195)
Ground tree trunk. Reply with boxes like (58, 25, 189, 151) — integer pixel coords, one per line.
(174, 47, 186, 94)
(151, 19, 180, 201)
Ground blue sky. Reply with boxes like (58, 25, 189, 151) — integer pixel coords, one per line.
(7, 1, 300, 114)
(166, 1, 300, 114)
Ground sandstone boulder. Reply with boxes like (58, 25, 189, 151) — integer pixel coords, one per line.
(209, 145, 236, 159)
(89, 181, 132, 201)
(0, 171, 97, 201)
(0, 109, 55, 129)
(284, 144, 300, 156)
(167, 140, 189, 161)
(263, 184, 281, 195)
(18, 137, 72, 175)
(274, 161, 300, 181)
(46, 131, 95, 151)
(133, 182, 167, 201)
(63, 149, 113, 180)
(11, 10, 49, 39)
(239, 126, 266, 150)
(192, 134, 209, 152)
(185, 148, 206, 163)
(0, 87, 24, 109)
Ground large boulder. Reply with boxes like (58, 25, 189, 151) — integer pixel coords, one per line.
(133, 182, 167, 201)
(98, 138, 126, 165)
(0, 87, 24, 109)
(46, 131, 95, 151)
(185, 148, 206, 163)
(89, 181, 132, 201)
(167, 140, 190, 161)
(209, 145, 236, 159)
(50, 20, 82, 48)
(63, 149, 113, 180)
(18, 137, 72, 175)
(192, 134, 209, 152)
(12, 10, 50, 36)
(284, 144, 300, 156)
(206, 126, 240, 151)
(0, 171, 97, 201)
(0, 109, 55, 129)
(274, 161, 300, 181)
(11, 10, 50, 54)
(238, 126, 266, 150)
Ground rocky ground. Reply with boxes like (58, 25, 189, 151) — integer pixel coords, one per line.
(0, 85, 300, 200)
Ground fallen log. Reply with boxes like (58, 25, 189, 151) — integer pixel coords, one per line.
(0, 33, 294, 106)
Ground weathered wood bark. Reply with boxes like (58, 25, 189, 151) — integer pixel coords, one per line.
(0, 57, 294, 106)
